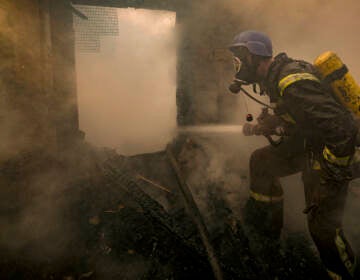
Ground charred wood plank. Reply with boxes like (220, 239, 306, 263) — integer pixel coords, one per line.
(166, 145, 224, 280)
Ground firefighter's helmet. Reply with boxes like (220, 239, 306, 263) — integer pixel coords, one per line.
(229, 30, 273, 58)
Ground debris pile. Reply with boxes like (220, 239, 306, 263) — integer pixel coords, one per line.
(0, 139, 334, 279)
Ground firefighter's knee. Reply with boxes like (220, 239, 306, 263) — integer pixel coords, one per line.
(307, 210, 330, 244)
(249, 149, 261, 170)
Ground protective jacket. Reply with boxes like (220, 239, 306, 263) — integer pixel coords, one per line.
(264, 53, 358, 165)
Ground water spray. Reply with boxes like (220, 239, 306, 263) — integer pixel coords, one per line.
(177, 125, 244, 134)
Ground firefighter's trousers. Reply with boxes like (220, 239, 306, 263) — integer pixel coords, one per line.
(245, 144, 356, 279)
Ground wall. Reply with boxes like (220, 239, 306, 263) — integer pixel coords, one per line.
(0, 0, 84, 160)
(0, 1, 51, 159)
(176, 0, 241, 125)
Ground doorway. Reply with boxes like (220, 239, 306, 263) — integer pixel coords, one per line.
(74, 6, 176, 155)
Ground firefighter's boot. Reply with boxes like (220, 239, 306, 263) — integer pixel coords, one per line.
(243, 196, 284, 258)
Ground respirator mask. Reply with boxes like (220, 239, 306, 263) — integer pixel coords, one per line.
(228, 48, 261, 94)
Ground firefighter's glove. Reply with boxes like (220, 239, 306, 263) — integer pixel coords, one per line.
(320, 147, 353, 184)
(257, 110, 286, 134)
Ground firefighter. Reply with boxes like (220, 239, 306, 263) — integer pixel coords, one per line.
(228, 30, 358, 279)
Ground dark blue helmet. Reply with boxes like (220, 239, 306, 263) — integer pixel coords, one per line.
(229, 30, 273, 57)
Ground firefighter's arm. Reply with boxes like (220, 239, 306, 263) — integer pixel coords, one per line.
(282, 82, 357, 181)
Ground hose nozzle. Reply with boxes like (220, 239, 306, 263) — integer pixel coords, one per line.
(242, 123, 257, 136)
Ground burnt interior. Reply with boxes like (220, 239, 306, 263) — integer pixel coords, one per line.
(1, 1, 359, 279)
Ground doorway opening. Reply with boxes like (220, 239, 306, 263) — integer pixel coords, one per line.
(73, 6, 176, 155)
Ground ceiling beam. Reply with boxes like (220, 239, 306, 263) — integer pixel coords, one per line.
(71, 0, 177, 11)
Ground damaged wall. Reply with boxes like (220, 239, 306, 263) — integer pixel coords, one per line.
(0, 0, 82, 160)
(176, 0, 241, 125)
(49, 0, 82, 151)
(0, 0, 83, 259)
(0, 1, 52, 159)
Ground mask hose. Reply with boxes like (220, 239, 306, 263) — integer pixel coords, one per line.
(237, 86, 274, 110)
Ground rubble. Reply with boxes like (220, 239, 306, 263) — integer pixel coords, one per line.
(0, 139, 335, 279)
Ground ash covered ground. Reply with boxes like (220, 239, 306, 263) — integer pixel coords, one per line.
(2, 135, 356, 280)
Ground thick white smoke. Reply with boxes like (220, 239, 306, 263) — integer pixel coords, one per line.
(76, 8, 176, 156)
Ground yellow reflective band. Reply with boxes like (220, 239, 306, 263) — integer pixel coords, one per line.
(323, 146, 351, 166)
(335, 228, 355, 276)
(249, 190, 283, 203)
(278, 73, 321, 96)
(327, 270, 342, 280)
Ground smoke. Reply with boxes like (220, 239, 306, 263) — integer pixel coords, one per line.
(224, 0, 360, 77)
(75, 8, 177, 156)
